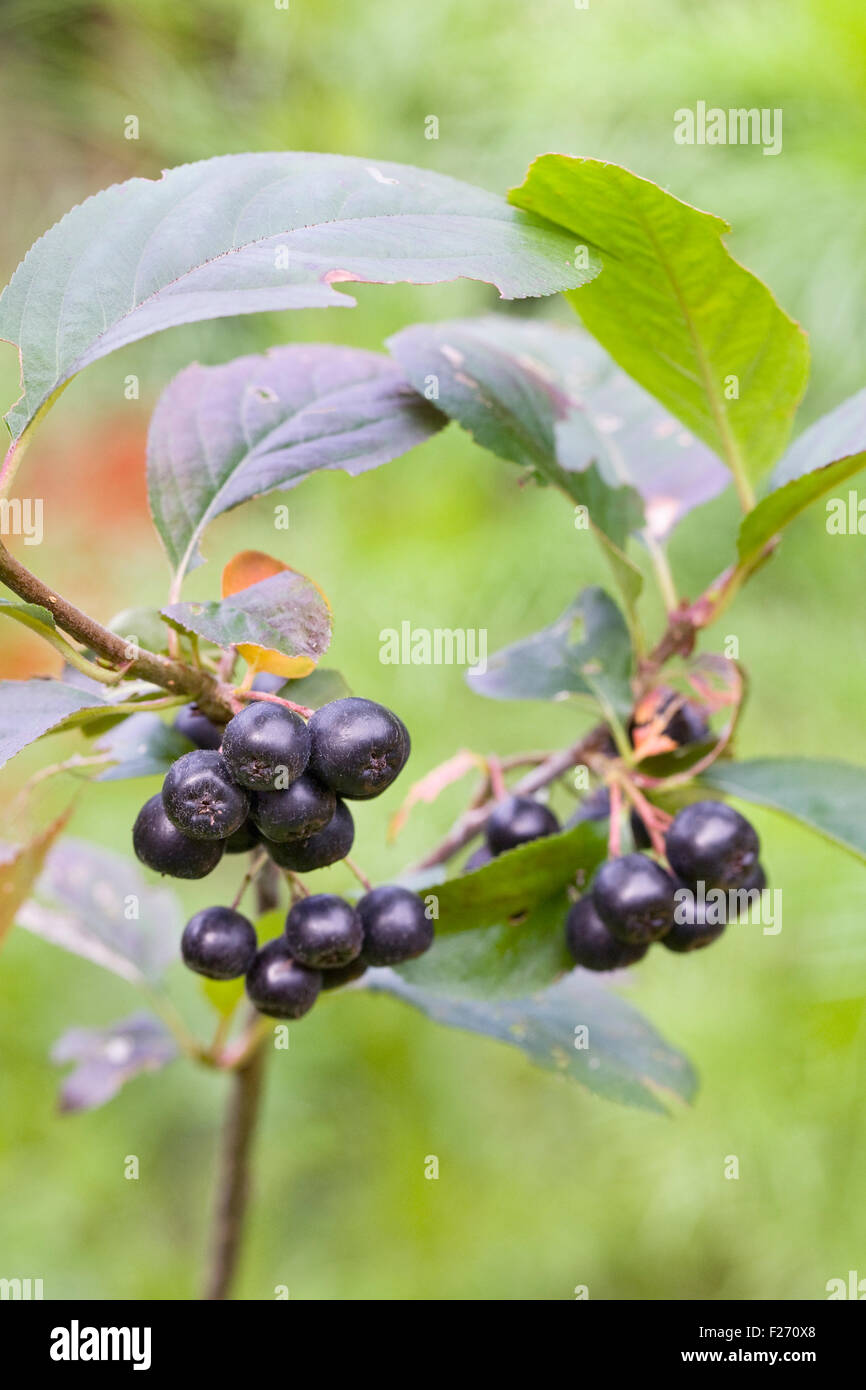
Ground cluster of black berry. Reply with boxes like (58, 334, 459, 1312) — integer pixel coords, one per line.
(460, 688, 766, 974)
(132, 689, 433, 1018)
(567, 799, 765, 971)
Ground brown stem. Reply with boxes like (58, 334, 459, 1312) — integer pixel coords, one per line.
(413, 725, 612, 871)
(203, 1035, 268, 1300)
(0, 539, 234, 721)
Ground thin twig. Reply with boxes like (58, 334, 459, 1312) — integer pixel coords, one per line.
(411, 725, 612, 871)
(230, 848, 270, 911)
(0, 539, 233, 721)
(203, 1032, 267, 1301)
(608, 781, 622, 857)
(344, 856, 372, 893)
(236, 689, 314, 719)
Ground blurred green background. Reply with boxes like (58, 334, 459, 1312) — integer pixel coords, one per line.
(1, 0, 865, 1301)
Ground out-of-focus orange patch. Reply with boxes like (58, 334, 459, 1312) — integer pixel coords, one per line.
(221, 550, 331, 679)
(0, 631, 62, 681)
(29, 412, 151, 531)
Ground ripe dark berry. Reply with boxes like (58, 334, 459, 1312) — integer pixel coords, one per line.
(485, 794, 560, 856)
(592, 852, 676, 944)
(740, 863, 767, 895)
(307, 697, 409, 800)
(463, 843, 493, 872)
(266, 799, 354, 872)
(319, 959, 367, 991)
(666, 863, 767, 953)
(357, 885, 433, 966)
(162, 749, 249, 841)
(662, 699, 710, 748)
(181, 906, 258, 979)
(666, 800, 759, 890)
(221, 703, 311, 791)
(223, 819, 261, 854)
(565, 895, 648, 971)
(251, 774, 335, 843)
(284, 893, 363, 969)
(664, 876, 728, 952)
(173, 702, 224, 751)
(630, 687, 710, 750)
(133, 794, 224, 879)
(245, 939, 321, 1019)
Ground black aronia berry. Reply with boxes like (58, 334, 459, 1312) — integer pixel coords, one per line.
(666, 800, 760, 890)
(307, 697, 410, 800)
(130, 689, 420, 1020)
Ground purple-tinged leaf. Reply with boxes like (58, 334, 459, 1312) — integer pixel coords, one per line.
(367, 969, 697, 1112)
(388, 315, 728, 540)
(163, 568, 331, 663)
(52, 1014, 178, 1113)
(17, 839, 181, 982)
(148, 344, 445, 576)
(0, 678, 109, 769)
(0, 152, 598, 454)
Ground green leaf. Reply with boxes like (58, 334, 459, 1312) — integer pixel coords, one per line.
(266, 667, 351, 709)
(147, 345, 444, 579)
(201, 976, 246, 1019)
(699, 758, 866, 863)
(468, 586, 633, 720)
(107, 606, 178, 656)
(0, 678, 108, 769)
(163, 569, 331, 663)
(0, 595, 58, 638)
(367, 969, 698, 1112)
(431, 818, 607, 934)
(95, 713, 194, 781)
(737, 390, 866, 564)
(0, 152, 598, 453)
(399, 819, 606, 997)
(399, 894, 573, 998)
(509, 156, 809, 490)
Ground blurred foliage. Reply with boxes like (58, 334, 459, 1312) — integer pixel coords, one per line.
(1, 0, 865, 1301)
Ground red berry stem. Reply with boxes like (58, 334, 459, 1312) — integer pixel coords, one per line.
(234, 688, 315, 719)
